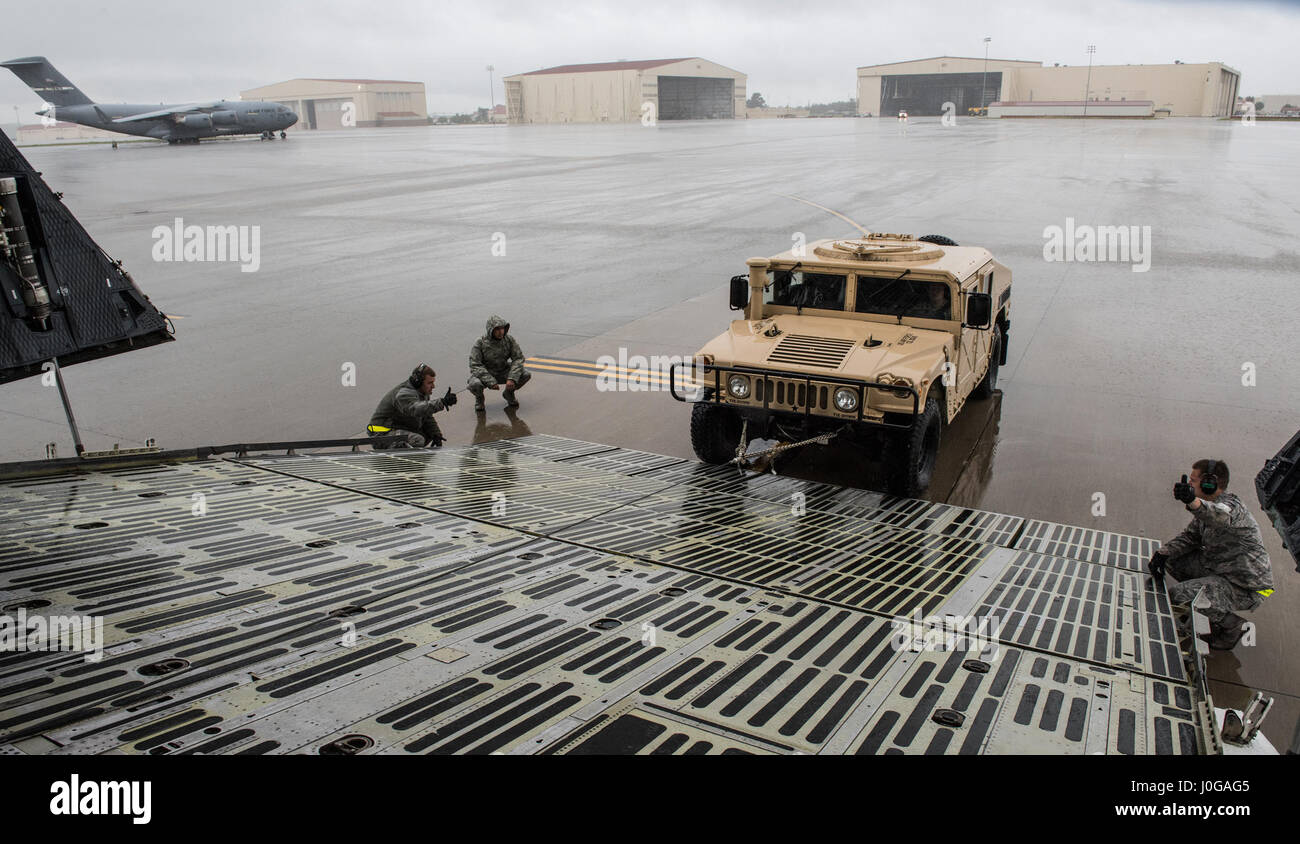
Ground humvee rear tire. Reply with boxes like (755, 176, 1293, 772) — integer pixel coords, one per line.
(690, 402, 743, 465)
(889, 396, 942, 497)
(918, 234, 959, 246)
(973, 324, 1001, 399)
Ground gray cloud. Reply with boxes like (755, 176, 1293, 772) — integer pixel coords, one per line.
(2, 0, 1296, 122)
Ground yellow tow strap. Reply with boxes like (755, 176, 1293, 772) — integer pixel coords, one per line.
(1256, 589, 1274, 597)
(366, 425, 391, 434)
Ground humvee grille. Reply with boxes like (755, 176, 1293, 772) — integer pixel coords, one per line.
(766, 334, 856, 369)
(754, 377, 831, 411)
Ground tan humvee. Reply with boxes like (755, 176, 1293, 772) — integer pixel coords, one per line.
(670, 233, 1011, 496)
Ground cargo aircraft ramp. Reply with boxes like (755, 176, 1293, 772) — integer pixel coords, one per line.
(0, 435, 1218, 755)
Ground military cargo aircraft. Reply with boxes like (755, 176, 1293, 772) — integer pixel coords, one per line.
(2, 56, 297, 144)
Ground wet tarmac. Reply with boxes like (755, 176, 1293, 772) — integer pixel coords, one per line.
(2, 117, 1297, 748)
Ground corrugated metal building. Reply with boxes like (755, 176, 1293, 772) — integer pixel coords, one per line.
(240, 78, 428, 130)
(858, 56, 1240, 117)
(503, 58, 746, 124)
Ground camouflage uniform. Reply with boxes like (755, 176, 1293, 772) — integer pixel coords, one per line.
(467, 315, 530, 405)
(367, 377, 450, 448)
(1158, 492, 1274, 626)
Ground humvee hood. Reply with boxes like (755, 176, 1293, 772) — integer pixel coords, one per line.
(699, 316, 952, 380)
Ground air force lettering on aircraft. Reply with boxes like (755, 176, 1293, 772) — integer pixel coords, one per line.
(2, 56, 298, 144)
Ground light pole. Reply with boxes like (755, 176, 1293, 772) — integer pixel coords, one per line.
(981, 37, 991, 112)
(486, 65, 495, 121)
(1083, 45, 1096, 118)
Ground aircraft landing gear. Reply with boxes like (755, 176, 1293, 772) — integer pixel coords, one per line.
(280, 131, 287, 139)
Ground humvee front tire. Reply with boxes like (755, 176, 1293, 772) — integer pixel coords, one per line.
(889, 396, 942, 497)
(973, 324, 1001, 399)
(690, 402, 743, 465)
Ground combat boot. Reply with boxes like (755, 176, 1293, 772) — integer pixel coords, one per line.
(503, 388, 519, 408)
(1200, 613, 1247, 651)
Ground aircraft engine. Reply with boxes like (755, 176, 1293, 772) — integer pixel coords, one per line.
(210, 111, 238, 126)
(181, 114, 213, 129)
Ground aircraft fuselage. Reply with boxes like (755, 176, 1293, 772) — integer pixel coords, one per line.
(39, 101, 299, 142)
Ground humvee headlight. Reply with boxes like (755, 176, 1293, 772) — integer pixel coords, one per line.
(833, 388, 860, 412)
(727, 375, 751, 398)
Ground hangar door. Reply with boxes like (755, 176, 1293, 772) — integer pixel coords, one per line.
(880, 72, 1001, 116)
(657, 76, 735, 120)
(310, 98, 355, 130)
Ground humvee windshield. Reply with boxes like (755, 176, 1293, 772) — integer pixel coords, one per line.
(764, 270, 846, 311)
(855, 276, 952, 320)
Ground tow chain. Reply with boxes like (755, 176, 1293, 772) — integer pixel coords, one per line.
(733, 419, 749, 465)
(730, 422, 847, 470)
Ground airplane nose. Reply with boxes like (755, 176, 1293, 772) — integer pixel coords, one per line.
(286, 113, 298, 127)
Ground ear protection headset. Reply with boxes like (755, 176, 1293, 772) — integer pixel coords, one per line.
(409, 363, 435, 389)
(1200, 459, 1219, 494)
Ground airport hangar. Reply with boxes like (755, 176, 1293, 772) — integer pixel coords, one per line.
(857, 56, 1241, 117)
(240, 78, 428, 130)
(503, 58, 746, 124)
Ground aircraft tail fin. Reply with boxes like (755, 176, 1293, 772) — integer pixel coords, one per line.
(1, 56, 94, 107)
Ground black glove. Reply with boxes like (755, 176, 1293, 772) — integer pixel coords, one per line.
(442, 388, 457, 408)
(429, 436, 445, 448)
(1173, 474, 1196, 504)
(1148, 551, 1168, 579)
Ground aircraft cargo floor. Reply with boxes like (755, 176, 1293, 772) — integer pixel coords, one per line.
(0, 435, 1216, 755)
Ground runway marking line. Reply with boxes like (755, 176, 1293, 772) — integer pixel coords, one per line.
(526, 356, 699, 389)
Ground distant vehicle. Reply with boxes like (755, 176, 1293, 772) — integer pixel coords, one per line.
(968, 106, 987, 117)
(898, 110, 908, 121)
(671, 232, 1012, 496)
(2, 56, 298, 144)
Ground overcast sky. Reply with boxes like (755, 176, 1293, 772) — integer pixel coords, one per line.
(2, 0, 1297, 120)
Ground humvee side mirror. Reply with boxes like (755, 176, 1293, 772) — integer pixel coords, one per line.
(964, 292, 992, 329)
(729, 275, 750, 311)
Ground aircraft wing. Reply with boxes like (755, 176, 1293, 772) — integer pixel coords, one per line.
(112, 101, 227, 123)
